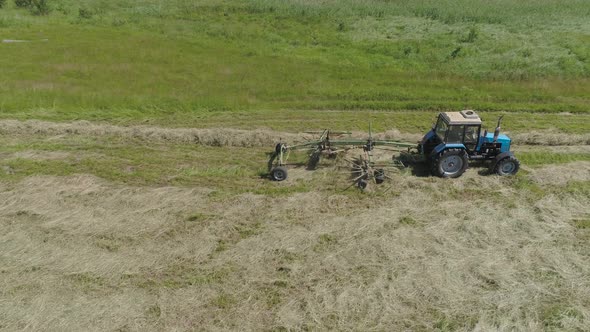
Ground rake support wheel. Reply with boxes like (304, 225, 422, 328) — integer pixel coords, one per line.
(271, 166, 288, 181)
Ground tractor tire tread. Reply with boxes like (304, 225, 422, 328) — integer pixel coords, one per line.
(494, 155, 520, 176)
(431, 148, 468, 178)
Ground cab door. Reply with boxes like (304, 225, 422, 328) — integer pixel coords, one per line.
(446, 125, 464, 143)
(463, 125, 480, 151)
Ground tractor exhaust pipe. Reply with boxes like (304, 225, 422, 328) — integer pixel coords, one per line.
(493, 115, 504, 142)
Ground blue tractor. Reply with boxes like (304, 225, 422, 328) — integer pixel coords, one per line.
(418, 110, 520, 178)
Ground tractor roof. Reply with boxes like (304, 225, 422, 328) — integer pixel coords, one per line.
(441, 110, 482, 125)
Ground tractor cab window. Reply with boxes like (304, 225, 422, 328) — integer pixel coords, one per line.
(464, 126, 480, 144)
(464, 125, 480, 150)
(435, 118, 448, 141)
(447, 125, 464, 143)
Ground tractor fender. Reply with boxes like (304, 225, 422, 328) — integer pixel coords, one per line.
(419, 129, 438, 154)
(491, 151, 514, 168)
(420, 129, 436, 145)
(429, 143, 466, 159)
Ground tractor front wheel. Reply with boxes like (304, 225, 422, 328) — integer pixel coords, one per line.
(494, 156, 520, 176)
(271, 166, 288, 181)
(432, 148, 468, 178)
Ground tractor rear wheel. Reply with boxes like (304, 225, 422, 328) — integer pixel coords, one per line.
(494, 156, 520, 176)
(271, 166, 288, 181)
(431, 148, 468, 178)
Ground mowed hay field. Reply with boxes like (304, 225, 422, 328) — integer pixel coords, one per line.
(0, 123, 590, 331)
(1, 0, 590, 331)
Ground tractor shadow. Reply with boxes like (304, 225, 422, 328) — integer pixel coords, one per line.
(407, 162, 495, 178)
(407, 162, 431, 177)
(396, 154, 431, 177)
(398, 156, 496, 178)
(472, 161, 495, 176)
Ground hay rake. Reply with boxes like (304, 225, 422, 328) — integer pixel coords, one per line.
(267, 125, 419, 190)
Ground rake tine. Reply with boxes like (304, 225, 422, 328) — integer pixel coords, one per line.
(351, 173, 365, 181)
(334, 169, 361, 174)
(343, 158, 359, 164)
(337, 164, 363, 170)
(342, 181, 358, 192)
(375, 165, 402, 170)
(381, 184, 394, 194)
(343, 175, 367, 191)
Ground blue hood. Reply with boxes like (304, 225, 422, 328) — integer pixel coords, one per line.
(482, 133, 511, 152)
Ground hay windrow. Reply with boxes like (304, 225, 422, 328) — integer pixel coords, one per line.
(527, 161, 590, 186)
(0, 119, 305, 148)
(513, 145, 590, 154)
(1, 119, 586, 149)
(511, 131, 590, 146)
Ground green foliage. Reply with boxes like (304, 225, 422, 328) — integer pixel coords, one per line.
(518, 152, 590, 166)
(14, 0, 32, 8)
(211, 293, 235, 309)
(574, 218, 590, 229)
(563, 181, 590, 197)
(399, 215, 417, 225)
(186, 213, 214, 222)
(236, 221, 263, 239)
(460, 27, 478, 43)
(450, 46, 462, 59)
(542, 305, 584, 329)
(509, 175, 545, 200)
(30, 0, 50, 15)
(13, 0, 50, 15)
(314, 234, 338, 252)
(135, 264, 233, 289)
(78, 7, 92, 19)
(0, 0, 6, 9)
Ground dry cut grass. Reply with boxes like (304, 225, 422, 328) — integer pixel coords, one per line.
(1, 159, 589, 331)
(0, 120, 303, 148)
(1, 119, 589, 148)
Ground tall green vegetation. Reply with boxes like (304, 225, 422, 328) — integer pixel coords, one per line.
(13, 0, 51, 15)
(13, 0, 31, 8)
(0, 0, 588, 119)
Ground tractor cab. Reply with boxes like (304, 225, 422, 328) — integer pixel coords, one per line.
(420, 110, 481, 155)
(433, 110, 481, 151)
